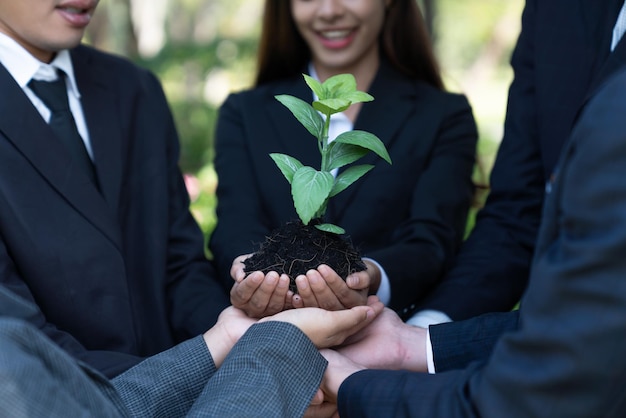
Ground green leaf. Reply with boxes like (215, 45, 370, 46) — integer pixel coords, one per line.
(275, 95, 324, 139)
(315, 223, 345, 234)
(303, 74, 326, 100)
(292, 167, 334, 224)
(313, 98, 351, 115)
(330, 164, 374, 197)
(270, 153, 304, 184)
(327, 142, 368, 171)
(335, 130, 392, 164)
(323, 74, 357, 97)
(343, 91, 374, 104)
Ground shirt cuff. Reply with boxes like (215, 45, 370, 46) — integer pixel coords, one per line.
(363, 257, 390, 306)
(406, 309, 452, 328)
(426, 328, 435, 374)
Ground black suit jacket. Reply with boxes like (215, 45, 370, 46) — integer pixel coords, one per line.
(209, 61, 478, 313)
(0, 45, 229, 377)
(337, 62, 626, 418)
(418, 0, 626, 319)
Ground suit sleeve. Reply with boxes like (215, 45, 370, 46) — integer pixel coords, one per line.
(429, 310, 519, 372)
(338, 69, 626, 418)
(416, 0, 542, 320)
(186, 322, 327, 416)
(138, 71, 230, 337)
(112, 335, 217, 416)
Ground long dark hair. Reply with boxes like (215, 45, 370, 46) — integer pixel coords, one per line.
(254, 0, 443, 89)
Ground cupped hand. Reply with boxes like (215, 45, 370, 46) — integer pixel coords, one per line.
(260, 295, 384, 348)
(291, 264, 370, 310)
(229, 254, 293, 318)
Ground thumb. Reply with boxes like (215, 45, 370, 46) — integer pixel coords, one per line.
(316, 302, 382, 348)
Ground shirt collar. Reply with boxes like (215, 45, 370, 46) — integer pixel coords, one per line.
(0, 32, 80, 99)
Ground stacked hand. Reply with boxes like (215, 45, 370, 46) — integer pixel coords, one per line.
(204, 294, 386, 369)
(305, 307, 430, 417)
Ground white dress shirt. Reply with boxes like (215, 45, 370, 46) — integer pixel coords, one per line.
(0, 32, 93, 159)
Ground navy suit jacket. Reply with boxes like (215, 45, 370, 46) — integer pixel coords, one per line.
(0, 45, 229, 377)
(337, 62, 626, 418)
(418, 0, 626, 319)
(209, 61, 478, 314)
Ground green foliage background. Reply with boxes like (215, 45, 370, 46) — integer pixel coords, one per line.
(87, 0, 524, 238)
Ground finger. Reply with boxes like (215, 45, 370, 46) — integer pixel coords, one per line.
(319, 265, 368, 308)
(247, 271, 282, 314)
(367, 295, 382, 307)
(291, 292, 304, 309)
(230, 271, 263, 306)
(319, 304, 381, 347)
(306, 269, 342, 310)
(264, 273, 290, 314)
(230, 254, 252, 282)
(296, 274, 319, 307)
(284, 284, 295, 310)
(318, 265, 362, 303)
(303, 402, 337, 418)
(310, 388, 324, 406)
(345, 271, 368, 290)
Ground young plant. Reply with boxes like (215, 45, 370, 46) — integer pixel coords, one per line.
(270, 73, 392, 234)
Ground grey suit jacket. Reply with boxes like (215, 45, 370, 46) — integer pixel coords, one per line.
(0, 285, 326, 417)
(337, 66, 626, 418)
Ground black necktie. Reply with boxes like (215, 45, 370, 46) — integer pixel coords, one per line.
(28, 73, 99, 188)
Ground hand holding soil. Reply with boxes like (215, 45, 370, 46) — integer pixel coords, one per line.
(231, 255, 374, 318)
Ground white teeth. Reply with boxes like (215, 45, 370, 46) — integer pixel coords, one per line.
(322, 30, 351, 40)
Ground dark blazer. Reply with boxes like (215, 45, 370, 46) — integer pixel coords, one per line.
(209, 61, 478, 313)
(337, 64, 626, 418)
(0, 45, 229, 377)
(417, 0, 626, 320)
(0, 285, 325, 417)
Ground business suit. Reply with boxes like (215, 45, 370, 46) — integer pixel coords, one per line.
(337, 63, 626, 418)
(417, 0, 626, 320)
(0, 44, 230, 377)
(209, 60, 478, 314)
(0, 285, 325, 417)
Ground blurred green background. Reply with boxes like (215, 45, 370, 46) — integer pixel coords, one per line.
(86, 0, 525, 238)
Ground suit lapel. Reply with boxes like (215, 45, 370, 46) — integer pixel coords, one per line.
(586, 34, 626, 102)
(328, 62, 414, 223)
(0, 60, 122, 250)
(71, 48, 123, 215)
(567, 0, 626, 126)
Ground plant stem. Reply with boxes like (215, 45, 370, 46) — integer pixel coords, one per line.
(320, 110, 332, 172)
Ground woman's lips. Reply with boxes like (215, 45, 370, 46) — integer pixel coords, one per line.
(317, 29, 357, 50)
